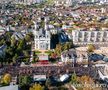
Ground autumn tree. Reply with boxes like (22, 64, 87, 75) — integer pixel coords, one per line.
(1, 74, 12, 85)
(29, 84, 44, 90)
(76, 75, 102, 90)
(63, 42, 72, 51)
(55, 44, 62, 56)
(87, 44, 95, 52)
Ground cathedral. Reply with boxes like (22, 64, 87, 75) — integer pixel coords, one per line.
(33, 18, 51, 50)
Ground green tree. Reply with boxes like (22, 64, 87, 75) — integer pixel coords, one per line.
(25, 34, 31, 42)
(12, 54, 18, 63)
(11, 37, 17, 46)
(71, 72, 77, 84)
(5, 32, 12, 39)
(17, 39, 25, 50)
(0, 39, 5, 46)
(45, 78, 51, 87)
(5, 46, 14, 61)
(46, 0, 54, 5)
(19, 75, 32, 87)
(23, 50, 29, 57)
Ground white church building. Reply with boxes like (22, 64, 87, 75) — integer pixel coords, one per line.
(33, 18, 51, 50)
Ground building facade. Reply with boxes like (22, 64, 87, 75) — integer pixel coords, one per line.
(4, 0, 45, 5)
(81, 0, 108, 3)
(33, 19, 51, 50)
(72, 30, 108, 45)
(54, 0, 72, 7)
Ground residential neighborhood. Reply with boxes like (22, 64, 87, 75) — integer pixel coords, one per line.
(0, 0, 108, 90)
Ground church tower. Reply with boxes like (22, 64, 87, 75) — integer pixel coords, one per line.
(33, 21, 39, 50)
(44, 17, 51, 50)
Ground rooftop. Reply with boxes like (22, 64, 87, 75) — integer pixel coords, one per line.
(0, 85, 18, 90)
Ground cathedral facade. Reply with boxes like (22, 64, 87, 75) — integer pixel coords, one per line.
(33, 18, 51, 50)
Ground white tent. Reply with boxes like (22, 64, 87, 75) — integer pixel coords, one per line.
(33, 75, 46, 81)
(60, 74, 69, 82)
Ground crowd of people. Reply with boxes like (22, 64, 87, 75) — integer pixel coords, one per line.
(0, 64, 98, 79)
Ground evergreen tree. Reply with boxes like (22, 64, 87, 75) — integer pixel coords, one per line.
(71, 72, 77, 84)
(19, 75, 32, 87)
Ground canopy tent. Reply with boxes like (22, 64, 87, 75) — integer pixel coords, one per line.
(60, 74, 69, 82)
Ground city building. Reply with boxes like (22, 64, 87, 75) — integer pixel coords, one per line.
(11, 32, 26, 40)
(96, 0, 108, 4)
(61, 50, 76, 63)
(75, 47, 88, 63)
(0, 0, 45, 5)
(54, 0, 72, 7)
(81, 0, 108, 3)
(72, 29, 108, 45)
(98, 64, 108, 82)
(33, 18, 51, 50)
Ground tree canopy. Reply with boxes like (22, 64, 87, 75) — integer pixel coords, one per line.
(1, 74, 12, 85)
(19, 75, 32, 87)
(29, 84, 44, 90)
(87, 44, 95, 52)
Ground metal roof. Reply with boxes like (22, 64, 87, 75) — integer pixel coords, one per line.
(0, 85, 18, 90)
